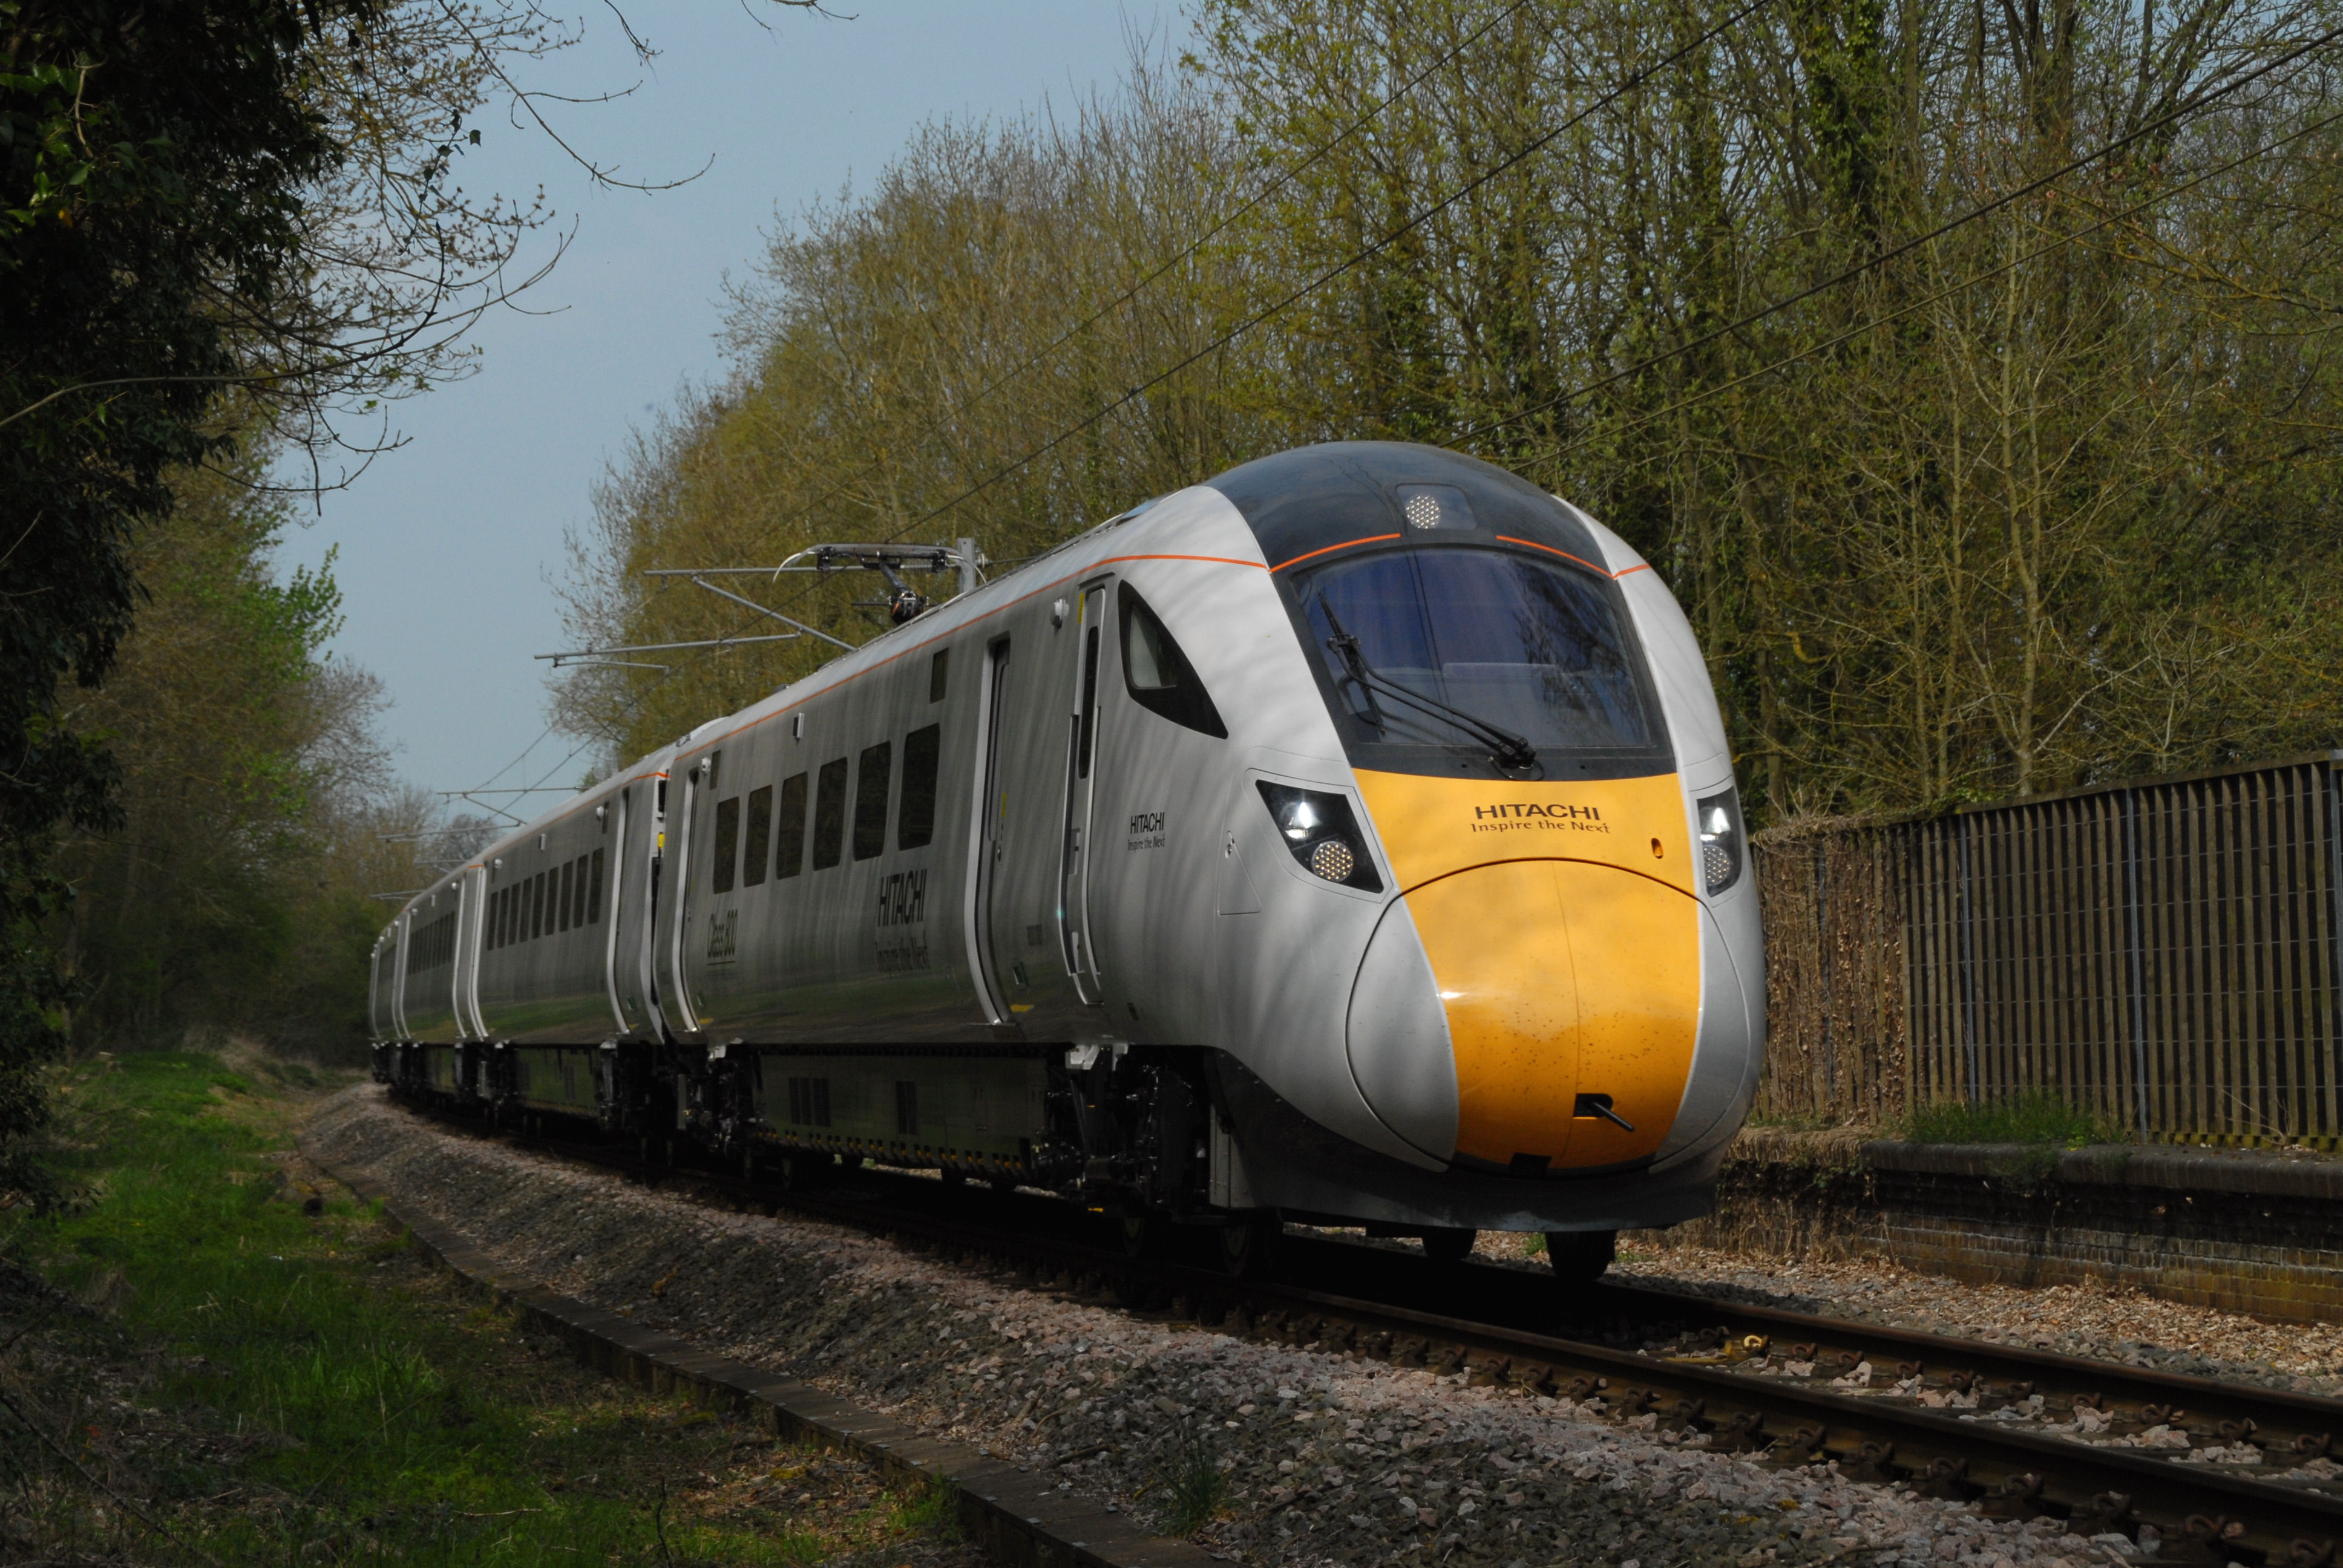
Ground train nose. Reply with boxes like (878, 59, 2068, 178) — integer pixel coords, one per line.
(1346, 861, 1700, 1171)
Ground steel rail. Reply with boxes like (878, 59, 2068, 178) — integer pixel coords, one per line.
(404, 1102, 2343, 1561)
(1590, 1277, 2343, 1437)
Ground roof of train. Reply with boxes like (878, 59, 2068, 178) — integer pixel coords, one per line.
(390, 441, 1610, 927)
(1206, 440, 1608, 575)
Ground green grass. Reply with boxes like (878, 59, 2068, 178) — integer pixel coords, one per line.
(0, 1051, 974, 1567)
(1153, 1425, 1225, 1535)
(1901, 1089, 2128, 1148)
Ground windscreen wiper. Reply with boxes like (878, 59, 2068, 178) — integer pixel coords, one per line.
(1322, 607, 1538, 770)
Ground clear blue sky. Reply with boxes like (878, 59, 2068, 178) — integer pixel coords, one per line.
(278, 1, 1173, 814)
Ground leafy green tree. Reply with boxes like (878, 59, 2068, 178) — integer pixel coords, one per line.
(52, 446, 392, 1056)
(0, 0, 380, 1200)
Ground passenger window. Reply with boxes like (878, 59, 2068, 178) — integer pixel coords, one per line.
(741, 786, 772, 887)
(558, 860, 574, 932)
(853, 742, 892, 861)
(899, 725, 940, 850)
(929, 648, 949, 702)
(812, 758, 848, 870)
(589, 848, 605, 923)
(1118, 583, 1228, 738)
(776, 771, 808, 878)
(574, 855, 591, 926)
(532, 871, 547, 939)
(711, 795, 740, 895)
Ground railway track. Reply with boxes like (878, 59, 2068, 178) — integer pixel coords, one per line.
(405, 1103, 2343, 1566)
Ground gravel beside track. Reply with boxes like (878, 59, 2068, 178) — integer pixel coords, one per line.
(1601, 1244, 2343, 1397)
(306, 1088, 2121, 1568)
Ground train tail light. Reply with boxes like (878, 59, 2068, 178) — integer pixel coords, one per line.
(1257, 783, 1383, 892)
(1696, 788, 1744, 894)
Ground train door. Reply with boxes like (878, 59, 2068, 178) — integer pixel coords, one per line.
(658, 757, 707, 1040)
(600, 789, 635, 1034)
(392, 909, 413, 1039)
(457, 865, 489, 1039)
(980, 602, 1109, 1040)
(1060, 581, 1109, 1003)
(368, 930, 388, 1040)
(641, 768, 670, 1031)
(968, 640, 1014, 1023)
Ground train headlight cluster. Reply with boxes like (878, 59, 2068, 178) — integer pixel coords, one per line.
(1258, 783, 1384, 892)
(1697, 788, 1744, 895)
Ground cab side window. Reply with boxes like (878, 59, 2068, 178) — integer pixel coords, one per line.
(1119, 584, 1228, 738)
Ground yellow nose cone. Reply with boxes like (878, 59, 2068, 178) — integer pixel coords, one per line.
(1407, 860, 1699, 1169)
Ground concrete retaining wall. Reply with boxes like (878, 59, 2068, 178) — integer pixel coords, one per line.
(1639, 1131, 2343, 1324)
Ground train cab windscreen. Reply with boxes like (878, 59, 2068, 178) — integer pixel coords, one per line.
(1288, 547, 1667, 778)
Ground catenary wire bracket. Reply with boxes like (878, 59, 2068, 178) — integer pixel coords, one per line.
(534, 632, 805, 668)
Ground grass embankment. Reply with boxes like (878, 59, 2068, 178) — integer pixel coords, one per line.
(0, 1051, 978, 1566)
(1901, 1090, 2128, 1148)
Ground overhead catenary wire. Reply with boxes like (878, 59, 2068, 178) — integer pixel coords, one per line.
(1509, 99, 2343, 471)
(850, 0, 1772, 553)
(1454, 18, 2343, 455)
(444, 573, 695, 806)
(445, 7, 2336, 867)
(725, 0, 1548, 563)
(433, 0, 1778, 833)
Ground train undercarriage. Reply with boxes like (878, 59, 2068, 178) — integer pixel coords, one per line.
(375, 1040, 1299, 1270)
(371, 1039, 1612, 1282)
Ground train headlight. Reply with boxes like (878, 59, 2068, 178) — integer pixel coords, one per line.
(1257, 783, 1383, 892)
(1696, 788, 1744, 895)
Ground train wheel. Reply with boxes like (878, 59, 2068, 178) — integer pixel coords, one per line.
(1545, 1229, 1616, 1287)
(1421, 1227, 1476, 1264)
(1217, 1212, 1281, 1279)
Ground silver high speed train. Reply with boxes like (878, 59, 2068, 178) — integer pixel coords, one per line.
(372, 442, 1765, 1278)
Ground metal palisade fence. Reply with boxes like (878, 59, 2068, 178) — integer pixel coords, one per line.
(1752, 753, 2343, 1147)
